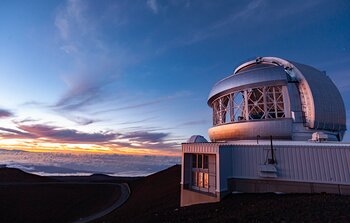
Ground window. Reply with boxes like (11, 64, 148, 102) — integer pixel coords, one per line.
(203, 173, 209, 188)
(192, 154, 197, 168)
(191, 172, 209, 189)
(192, 171, 197, 186)
(198, 154, 203, 169)
(203, 155, 208, 169)
(212, 85, 286, 125)
(198, 172, 203, 187)
(191, 153, 210, 190)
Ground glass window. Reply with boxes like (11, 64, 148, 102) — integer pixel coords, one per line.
(212, 85, 286, 126)
(191, 154, 212, 190)
(203, 173, 209, 188)
(198, 154, 203, 169)
(203, 155, 209, 169)
(198, 172, 203, 188)
(192, 171, 197, 186)
(192, 154, 197, 168)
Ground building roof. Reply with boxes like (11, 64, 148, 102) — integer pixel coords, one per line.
(208, 65, 288, 105)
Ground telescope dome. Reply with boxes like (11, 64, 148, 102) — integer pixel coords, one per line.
(208, 57, 346, 142)
(187, 135, 208, 143)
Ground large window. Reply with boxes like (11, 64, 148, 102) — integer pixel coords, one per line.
(212, 85, 287, 126)
(192, 154, 209, 190)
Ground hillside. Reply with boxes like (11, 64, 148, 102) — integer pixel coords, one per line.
(0, 167, 55, 182)
(0, 168, 122, 223)
(98, 165, 181, 222)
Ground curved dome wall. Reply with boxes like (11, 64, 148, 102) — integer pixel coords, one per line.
(292, 62, 346, 133)
(208, 57, 347, 142)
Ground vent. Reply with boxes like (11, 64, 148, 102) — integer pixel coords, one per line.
(310, 132, 328, 142)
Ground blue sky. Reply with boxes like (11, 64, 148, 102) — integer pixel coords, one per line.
(0, 0, 349, 158)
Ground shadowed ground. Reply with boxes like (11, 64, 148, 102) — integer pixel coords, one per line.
(0, 168, 122, 223)
(98, 165, 350, 223)
(1, 166, 350, 222)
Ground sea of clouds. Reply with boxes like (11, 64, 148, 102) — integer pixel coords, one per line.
(0, 149, 181, 176)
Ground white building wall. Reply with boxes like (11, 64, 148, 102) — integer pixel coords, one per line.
(182, 143, 221, 192)
(219, 148, 232, 191)
(220, 144, 350, 187)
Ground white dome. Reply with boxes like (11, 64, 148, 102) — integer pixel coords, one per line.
(187, 135, 208, 143)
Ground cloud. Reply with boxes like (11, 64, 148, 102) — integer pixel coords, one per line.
(158, 0, 323, 50)
(117, 117, 157, 125)
(13, 118, 40, 125)
(113, 130, 180, 151)
(0, 109, 13, 119)
(94, 91, 192, 115)
(178, 119, 208, 127)
(0, 124, 117, 144)
(94, 98, 163, 115)
(120, 131, 168, 143)
(55, 0, 87, 41)
(0, 127, 34, 139)
(20, 101, 46, 107)
(64, 115, 97, 125)
(0, 152, 181, 176)
(53, 0, 131, 124)
(147, 0, 159, 14)
(18, 124, 117, 144)
(0, 123, 179, 152)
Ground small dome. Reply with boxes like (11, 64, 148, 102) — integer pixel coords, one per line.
(187, 135, 208, 143)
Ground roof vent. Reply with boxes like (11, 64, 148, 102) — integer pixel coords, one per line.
(310, 132, 328, 142)
(255, 57, 263, 63)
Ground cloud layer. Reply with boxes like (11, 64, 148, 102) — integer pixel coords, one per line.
(0, 109, 13, 119)
(0, 123, 178, 153)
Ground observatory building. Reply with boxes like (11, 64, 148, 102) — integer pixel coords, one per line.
(180, 57, 350, 207)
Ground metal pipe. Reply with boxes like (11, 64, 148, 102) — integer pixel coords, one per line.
(269, 135, 275, 164)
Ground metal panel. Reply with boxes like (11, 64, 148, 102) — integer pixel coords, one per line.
(219, 148, 233, 191)
(208, 66, 288, 104)
(208, 155, 216, 194)
(221, 143, 350, 185)
(182, 143, 220, 154)
(208, 118, 293, 141)
(292, 62, 347, 135)
(183, 154, 192, 185)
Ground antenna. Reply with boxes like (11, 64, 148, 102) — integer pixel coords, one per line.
(268, 136, 276, 164)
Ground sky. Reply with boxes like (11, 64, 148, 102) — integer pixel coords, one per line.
(0, 0, 350, 173)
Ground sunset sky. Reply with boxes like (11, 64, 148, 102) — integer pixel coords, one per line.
(0, 0, 350, 159)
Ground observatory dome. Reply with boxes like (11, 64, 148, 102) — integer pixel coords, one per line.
(208, 57, 346, 142)
(187, 135, 208, 143)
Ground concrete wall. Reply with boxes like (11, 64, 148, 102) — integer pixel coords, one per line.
(229, 178, 350, 195)
(180, 186, 220, 207)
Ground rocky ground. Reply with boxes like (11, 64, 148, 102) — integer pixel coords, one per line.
(99, 165, 350, 223)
